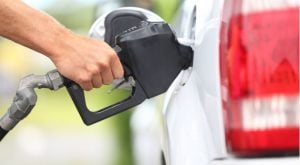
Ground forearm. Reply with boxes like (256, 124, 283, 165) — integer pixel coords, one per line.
(0, 0, 123, 90)
(0, 0, 72, 58)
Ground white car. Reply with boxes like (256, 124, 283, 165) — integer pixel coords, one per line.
(130, 0, 300, 165)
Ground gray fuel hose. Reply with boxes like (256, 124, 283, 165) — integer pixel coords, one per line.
(0, 70, 64, 141)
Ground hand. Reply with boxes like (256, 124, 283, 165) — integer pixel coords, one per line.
(0, 0, 124, 91)
(50, 33, 124, 91)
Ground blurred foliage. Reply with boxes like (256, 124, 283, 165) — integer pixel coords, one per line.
(48, 7, 94, 32)
(153, 0, 180, 22)
(45, 3, 95, 32)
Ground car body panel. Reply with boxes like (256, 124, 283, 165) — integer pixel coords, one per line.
(131, 0, 299, 164)
(161, 0, 227, 164)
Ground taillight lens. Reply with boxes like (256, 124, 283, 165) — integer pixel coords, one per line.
(220, 0, 299, 157)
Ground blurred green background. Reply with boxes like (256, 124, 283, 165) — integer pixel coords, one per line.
(0, 0, 179, 165)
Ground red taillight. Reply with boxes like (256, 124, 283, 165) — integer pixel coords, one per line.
(220, 0, 299, 157)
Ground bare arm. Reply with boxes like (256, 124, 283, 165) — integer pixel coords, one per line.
(0, 0, 124, 90)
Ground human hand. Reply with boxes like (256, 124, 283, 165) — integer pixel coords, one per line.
(0, 0, 123, 91)
(49, 33, 124, 91)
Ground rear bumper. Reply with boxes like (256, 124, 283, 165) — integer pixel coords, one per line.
(209, 156, 299, 165)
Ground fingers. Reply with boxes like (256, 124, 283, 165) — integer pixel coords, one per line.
(78, 74, 103, 91)
(78, 65, 102, 90)
(52, 36, 124, 91)
(77, 74, 93, 91)
(92, 74, 103, 88)
(101, 68, 114, 85)
(100, 41, 124, 79)
(110, 54, 124, 79)
(79, 60, 115, 90)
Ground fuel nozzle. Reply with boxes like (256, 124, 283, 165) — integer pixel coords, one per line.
(65, 20, 194, 125)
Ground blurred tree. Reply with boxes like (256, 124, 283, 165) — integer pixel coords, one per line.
(45, 1, 95, 32)
(153, 0, 180, 22)
(121, 0, 181, 22)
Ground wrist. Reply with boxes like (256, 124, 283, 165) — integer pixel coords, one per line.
(0, 0, 75, 61)
(40, 27, 74, 60)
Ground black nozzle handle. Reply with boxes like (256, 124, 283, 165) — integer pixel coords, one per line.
(65, 81, 146, 125)
(62, 46, 143, 125)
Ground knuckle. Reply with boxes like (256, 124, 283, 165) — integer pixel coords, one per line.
(87, 65, 99, 75)
(92, 77, 103, 88)
(110, 54, 119, 62)
(99, 61, 109, 70)
(78, 75, 91, 84)
(79, 81, 92, 91)
(109, 50, 117, 57)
